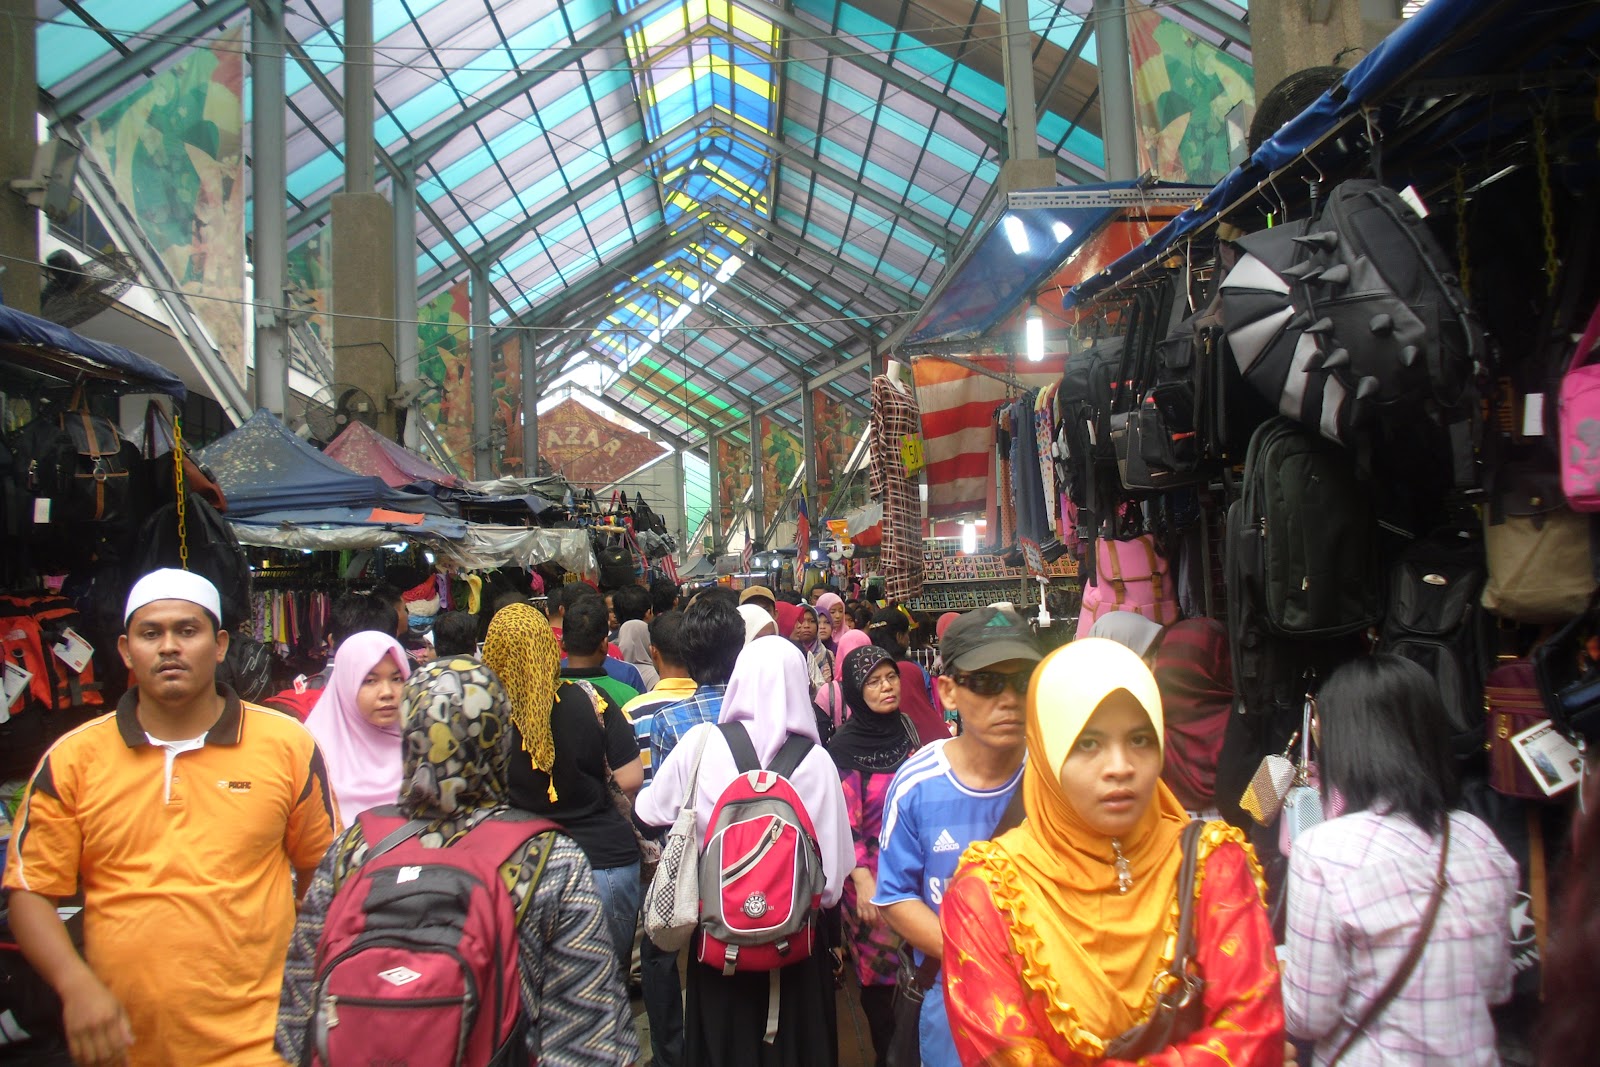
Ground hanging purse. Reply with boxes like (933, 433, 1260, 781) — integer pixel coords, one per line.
(1239, 730, 1299, 826)
(1533, 585, 1600, 748)
(1101, 820, 1208, 1060)
(1279, 700, 1325, 855)
(642, 730, 711, 951)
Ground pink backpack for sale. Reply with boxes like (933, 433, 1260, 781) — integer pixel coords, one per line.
(1560, 302, 1600, 511)
(1077, 534, 1180, 634)
(306, 808, 559, 1067)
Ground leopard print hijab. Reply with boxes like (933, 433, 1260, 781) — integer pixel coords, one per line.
(397, 656, 514, 844)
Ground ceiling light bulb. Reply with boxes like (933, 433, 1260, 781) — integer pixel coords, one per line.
(1002, 215, 1030, 255)
(1026, 304, 1045, 363)
(961, 521, 977, 555)
(1052, 220, 1073, 244)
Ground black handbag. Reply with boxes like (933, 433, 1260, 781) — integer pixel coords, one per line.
(1533, 585, 1600, 747)
(1101, 820, 1207, 1061)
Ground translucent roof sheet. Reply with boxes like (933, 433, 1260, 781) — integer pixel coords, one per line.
(36, 0, 1251, 446)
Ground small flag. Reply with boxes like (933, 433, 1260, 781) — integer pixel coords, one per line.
(740, 518, 754, 573)
(794, 495, 811, 559)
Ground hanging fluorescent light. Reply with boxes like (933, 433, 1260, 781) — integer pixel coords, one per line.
(1002, 215, 1030, 255)
(1052, 220, 1074, 244)
(961, 521, 977, 555)
(1025, 304, 1045, 362)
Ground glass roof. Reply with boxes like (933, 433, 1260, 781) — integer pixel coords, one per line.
(35, 0, 1250, 446)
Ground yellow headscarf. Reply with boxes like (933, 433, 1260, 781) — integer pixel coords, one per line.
(958, 638, 1191, 1058)
(481, 603, 562, 799)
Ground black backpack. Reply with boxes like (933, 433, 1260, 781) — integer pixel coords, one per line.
(1379, 523, 1493, 754)
(1219, 178, 1484, 489)
(595, 532, 637, 590)
(10, 400, 143, 531)
(1057, 337, 1127, 526)
(133, 492, 252, 630)
(1230, 417, 1383, 639)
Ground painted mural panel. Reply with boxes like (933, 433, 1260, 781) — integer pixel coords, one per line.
(716, 435, 751, 533)
(812, 390, 865, 513)
(539, 399, 665, 489)
(87, 28, 247, 383)
(759, 415, 802, 521)
(1128, 0, 1254, 185)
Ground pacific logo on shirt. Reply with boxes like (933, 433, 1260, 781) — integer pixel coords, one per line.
(216, 780, 252, 793)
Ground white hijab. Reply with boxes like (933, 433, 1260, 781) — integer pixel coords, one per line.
(634, 636, 853, 906)
(739, 603, 777, 644)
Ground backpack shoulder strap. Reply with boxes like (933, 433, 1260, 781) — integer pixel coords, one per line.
(462, 812, 564, 864)
(768, 733, 815, 779)
(719, 720, 761, 773)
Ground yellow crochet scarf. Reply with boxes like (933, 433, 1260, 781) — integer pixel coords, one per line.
(482, 603, 562, 799)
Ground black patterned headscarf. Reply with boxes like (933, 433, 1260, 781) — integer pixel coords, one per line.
(398, 656, 513, 844)
(828, 644, 918, 773)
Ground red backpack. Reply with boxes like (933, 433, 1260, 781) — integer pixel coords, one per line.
(696, 722, 825, 976)
(304, 808, 559, 1067)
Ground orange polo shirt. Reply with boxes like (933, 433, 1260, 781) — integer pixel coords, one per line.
(4, 685, 339, 1066)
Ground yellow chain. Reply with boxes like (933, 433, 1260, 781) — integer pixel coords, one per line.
(173, 414, 190, 571)
(1534, 114, 1558, 297)
(1453, 168, 1471, 300)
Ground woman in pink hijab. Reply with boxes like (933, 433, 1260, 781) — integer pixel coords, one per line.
(634, 636, 853, 1065)
(304, 630, 411, 819)
(816, 628, 871, 730)
(814, 592, 845, 646)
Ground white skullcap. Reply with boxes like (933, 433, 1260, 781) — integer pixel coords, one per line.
(124, 568, 223, 626)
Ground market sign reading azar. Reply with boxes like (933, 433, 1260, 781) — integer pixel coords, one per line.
(540, 399, 666, 489)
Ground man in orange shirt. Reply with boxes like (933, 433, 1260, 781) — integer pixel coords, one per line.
(4, 569, 339, 1066)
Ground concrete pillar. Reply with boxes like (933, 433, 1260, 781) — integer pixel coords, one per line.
(330, 0, 395, 435)
(0, 0, 40, 315)
(521, 341, 538, 476)
(1093, 0, 1139, 180)
(331, 194, 396, 436)
(393, 171, 419, 447)
(471, 266, 492, 479)
(252, 0, 289, 416)
(1251, 0, 1398, 104)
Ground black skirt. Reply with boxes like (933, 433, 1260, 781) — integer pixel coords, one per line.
(684, 943, 839, 1067)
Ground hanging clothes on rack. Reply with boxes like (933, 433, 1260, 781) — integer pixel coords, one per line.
(870, 370, 926, 603)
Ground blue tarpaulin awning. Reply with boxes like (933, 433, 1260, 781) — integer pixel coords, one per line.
(0, 303, 186, 399)
(199, 409, 456, 519)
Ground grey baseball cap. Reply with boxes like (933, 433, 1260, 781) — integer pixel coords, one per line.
(939, 605, 1042, 672)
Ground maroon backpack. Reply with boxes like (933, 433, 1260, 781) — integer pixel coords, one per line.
(305, 808, 559, 1067)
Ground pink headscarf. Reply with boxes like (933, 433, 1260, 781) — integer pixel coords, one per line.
(720, 635, 822, 764)
(818, 629, 872, 726)
(815, 592, 843, 620)
(306, 631, 411, 819)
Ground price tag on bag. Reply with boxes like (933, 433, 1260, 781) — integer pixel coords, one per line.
(51, 627, 93, 674)
(899, 432, 926, 475)
(1, 662, 32, 721)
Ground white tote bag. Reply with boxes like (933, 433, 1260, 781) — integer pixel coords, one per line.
(642, 730, 711, 951)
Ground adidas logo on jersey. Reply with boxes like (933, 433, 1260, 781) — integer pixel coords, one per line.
(932, 829, 961, 853)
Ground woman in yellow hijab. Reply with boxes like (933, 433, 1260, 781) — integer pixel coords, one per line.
(940, 639, 1285, 1066)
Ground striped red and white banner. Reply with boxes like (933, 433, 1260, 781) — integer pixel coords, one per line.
(913, 354, 1067, 520)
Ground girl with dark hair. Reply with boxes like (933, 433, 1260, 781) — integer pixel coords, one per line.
(1541, 758, 1600, 1067)
(1282, 654, 1518, 1066)
(867, 607, 946, 745)
(828, 644, 920, 1066)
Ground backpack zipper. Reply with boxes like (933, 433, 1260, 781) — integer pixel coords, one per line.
(723, 817, 783, 883)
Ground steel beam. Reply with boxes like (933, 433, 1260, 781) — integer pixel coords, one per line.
(252, 0, 289, 418)
(1001, 0, 1040, 161)
(393, 170, 420, 446)
(753, 0, 1100, 185)
(284, 0, 686, 233)
(1093, 0, 1139, 180)
(704, 204, 921, 310)
(50, 0, 250, 122)
(344, 0, 375, 194)
(471, 267, 493, 478)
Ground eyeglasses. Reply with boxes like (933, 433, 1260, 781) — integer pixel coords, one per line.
(862, 673, 900, 692)
(949, 668, 1032, 697)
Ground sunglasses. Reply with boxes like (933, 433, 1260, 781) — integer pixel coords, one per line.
(949, 667, 1033, 696)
